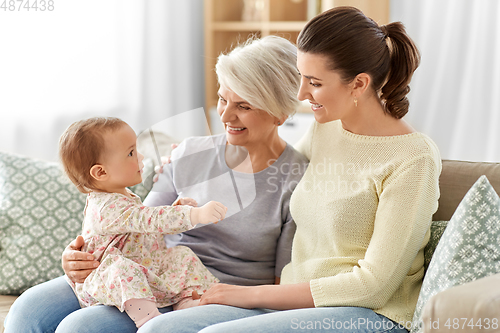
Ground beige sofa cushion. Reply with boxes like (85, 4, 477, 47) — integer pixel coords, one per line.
(422, 273, 500, 333)
(434, 160, 500, 221)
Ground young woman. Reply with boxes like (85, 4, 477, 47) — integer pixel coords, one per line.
(137, 7, 441, 333)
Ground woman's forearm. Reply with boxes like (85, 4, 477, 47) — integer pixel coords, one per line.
(200, 282, 315, 310)
(254, 283, 315, 310)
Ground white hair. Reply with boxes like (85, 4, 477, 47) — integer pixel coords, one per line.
(215, 35, 300, 119)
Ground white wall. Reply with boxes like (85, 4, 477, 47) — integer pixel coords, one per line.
(391, 0, 500, 162)
(0, 0, 206, 162)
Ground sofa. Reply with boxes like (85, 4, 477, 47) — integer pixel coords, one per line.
(1, 149, 499, 332)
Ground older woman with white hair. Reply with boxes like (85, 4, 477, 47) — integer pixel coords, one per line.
(5, 35, 309, 333)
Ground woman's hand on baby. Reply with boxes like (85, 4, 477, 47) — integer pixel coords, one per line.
(190, 201, 227, 225)
(62, 235, 99, 283)
(152, 143, 179, 183)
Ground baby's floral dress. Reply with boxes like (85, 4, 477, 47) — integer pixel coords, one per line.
(66, 190, 218, 311)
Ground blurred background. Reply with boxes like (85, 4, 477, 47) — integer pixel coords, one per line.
(0, 0, 498, 162)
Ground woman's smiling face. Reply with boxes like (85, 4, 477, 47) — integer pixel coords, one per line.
(296, 51, 355, 124)
(217, 86, 278, 148)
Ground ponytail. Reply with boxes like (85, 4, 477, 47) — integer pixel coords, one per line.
(379, 22, 420, 119)
(298, 6, 420, 119)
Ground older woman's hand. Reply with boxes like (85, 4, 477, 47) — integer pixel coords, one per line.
(62, 235, 99, 283)
(152, 143, 178, 183)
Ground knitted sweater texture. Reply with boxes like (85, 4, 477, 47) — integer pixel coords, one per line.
(281, 120, 441, 326)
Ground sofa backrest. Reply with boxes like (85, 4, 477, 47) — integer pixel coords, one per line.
(433, 160, 500, 221)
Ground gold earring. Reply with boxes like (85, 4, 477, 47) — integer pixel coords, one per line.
(354, 98, 358, 107)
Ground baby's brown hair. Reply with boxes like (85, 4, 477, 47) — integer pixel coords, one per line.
(59, 117, 127, 193)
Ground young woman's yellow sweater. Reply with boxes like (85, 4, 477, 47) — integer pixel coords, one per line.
(281, 120, 441, 327)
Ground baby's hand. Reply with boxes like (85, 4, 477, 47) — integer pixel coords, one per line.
(190, 201, 227, 225)
(173, 197, 198, 207)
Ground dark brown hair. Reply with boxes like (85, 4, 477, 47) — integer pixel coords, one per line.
(297, 6, 420, 119)
(59, 117, 127, 193)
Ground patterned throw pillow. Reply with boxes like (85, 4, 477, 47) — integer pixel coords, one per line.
(0, 152, 155, 295)
(424, 221, 449, 271)
(0, 152, 85, 295)
(410, 176, 500, 333)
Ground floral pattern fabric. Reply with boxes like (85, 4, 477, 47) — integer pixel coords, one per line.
(68, 191, 218, 310)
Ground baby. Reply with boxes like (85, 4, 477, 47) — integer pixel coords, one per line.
(59, 117, 226, 328)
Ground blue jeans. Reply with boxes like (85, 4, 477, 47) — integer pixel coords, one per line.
(139, 304, 409, 333)
(4, 276, 172, 333)
(6, 276, 409, 333)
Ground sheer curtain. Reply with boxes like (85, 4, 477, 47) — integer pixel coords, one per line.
(0, 0, 205, 162)
(391, 0, 500, 162)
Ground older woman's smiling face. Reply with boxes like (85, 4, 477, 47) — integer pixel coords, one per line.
(217, 86, 278, 149)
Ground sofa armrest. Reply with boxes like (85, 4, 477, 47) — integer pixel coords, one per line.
(422, 274, 500, 333)
(0, 295, 18, 333)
